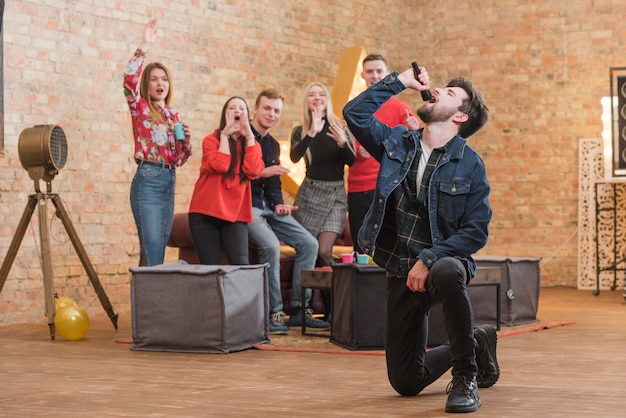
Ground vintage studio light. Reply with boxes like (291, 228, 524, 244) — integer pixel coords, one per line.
(0, 124, 118, 339)
(18, 124, 68, 191)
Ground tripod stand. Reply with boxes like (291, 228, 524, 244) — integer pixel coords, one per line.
(0, 183, 118, 339)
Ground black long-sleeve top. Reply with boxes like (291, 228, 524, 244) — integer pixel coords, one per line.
(250, 127, 283, 210)
(290, 120, 355, 181)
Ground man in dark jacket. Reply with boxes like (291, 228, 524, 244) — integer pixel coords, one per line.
(343, 66, 499, 413)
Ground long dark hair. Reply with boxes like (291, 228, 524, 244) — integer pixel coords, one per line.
(218, 96, 250, 183)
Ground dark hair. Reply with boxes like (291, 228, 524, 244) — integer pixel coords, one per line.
(218, 96, 250, 183)
(447, 77, 489, 138)
(255, 88, 284, 106)
(362, 54, 387, 67)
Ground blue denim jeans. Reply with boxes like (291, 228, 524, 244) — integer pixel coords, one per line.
(247, 204, 319, 313)
(130, 162, 176, 266)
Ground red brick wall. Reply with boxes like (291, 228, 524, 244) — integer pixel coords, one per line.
(392, 1, 622, 290)
(0, 0, 623, 324)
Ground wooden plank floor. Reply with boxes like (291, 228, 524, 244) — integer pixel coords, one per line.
(1, 287, 625, 417)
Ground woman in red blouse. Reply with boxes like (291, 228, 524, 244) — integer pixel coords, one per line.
(124, 18, 192, 266)
(188, 97, 264, 265)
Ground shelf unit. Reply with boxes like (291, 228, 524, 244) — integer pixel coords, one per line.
(594, 181, 626, 299)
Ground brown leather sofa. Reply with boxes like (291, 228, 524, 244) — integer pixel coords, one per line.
(166, 213, 354, 313)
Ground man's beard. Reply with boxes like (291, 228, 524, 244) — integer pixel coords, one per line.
(417, 104, 457, 125)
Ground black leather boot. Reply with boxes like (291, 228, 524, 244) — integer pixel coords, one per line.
(474, 325, 500, 388)
(445, 375, 481, 413)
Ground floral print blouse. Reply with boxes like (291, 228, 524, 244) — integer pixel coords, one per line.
(123, 49, 192, 166)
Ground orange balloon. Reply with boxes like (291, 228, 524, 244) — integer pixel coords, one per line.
(54, 305, 90, 341)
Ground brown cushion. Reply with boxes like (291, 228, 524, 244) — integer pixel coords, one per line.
(168, 213, 195, 248)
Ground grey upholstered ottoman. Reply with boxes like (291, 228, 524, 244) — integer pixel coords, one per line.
(129, 261, 269, 353)
(472, 255, 541, 326)
(331, 263, 387, 350)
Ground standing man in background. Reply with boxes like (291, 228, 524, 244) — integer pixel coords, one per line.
(347, 54, 420, 254)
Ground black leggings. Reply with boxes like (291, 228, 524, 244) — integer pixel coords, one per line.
(188, 212, 249, 265)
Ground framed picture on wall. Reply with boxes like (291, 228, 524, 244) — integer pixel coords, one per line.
(610, 67, 626, 177)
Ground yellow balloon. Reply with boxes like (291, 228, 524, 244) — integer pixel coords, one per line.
(55, 296, 77, 311)
(45, 297, 77, 321)
(55, 305, 90, 341)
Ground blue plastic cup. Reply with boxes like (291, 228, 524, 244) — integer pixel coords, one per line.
(174, 123, 185, 140)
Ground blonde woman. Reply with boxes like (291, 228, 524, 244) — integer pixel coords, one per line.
(290, 83, 355, 268)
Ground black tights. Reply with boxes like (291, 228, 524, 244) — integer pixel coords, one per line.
(316, 230, 338, 318)
(188, 213, 249, 265)
(316, 231, 338, 267)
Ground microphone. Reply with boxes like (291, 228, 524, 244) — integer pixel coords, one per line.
(411, 62, 432, 101)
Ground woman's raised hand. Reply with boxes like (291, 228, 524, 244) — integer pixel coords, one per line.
(143, 19, 158, 44)
(139, 18, 158, 52)
(222, 109, 240, 137)
(238, 111, 256, 146)
(223, 108, 255, 145)
(328, 121, 348, 148)
(307, 105, 325, 137)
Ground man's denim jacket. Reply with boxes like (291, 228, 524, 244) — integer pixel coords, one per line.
(343, 72, 492, 279)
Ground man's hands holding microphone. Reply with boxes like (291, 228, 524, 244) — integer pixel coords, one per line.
(398, 64, 431, 97)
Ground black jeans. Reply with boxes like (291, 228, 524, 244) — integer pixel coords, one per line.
(347, 189, 375, 254)
(188, 212, 249, 265)
(385, 257, 477, 396)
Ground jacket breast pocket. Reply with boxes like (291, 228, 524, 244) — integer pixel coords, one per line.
(378, 137, 409, 178)
(437, 179, 471, 222)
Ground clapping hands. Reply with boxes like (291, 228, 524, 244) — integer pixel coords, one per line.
(307, 105, 325, 137)
(327, 121, 348, 148)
